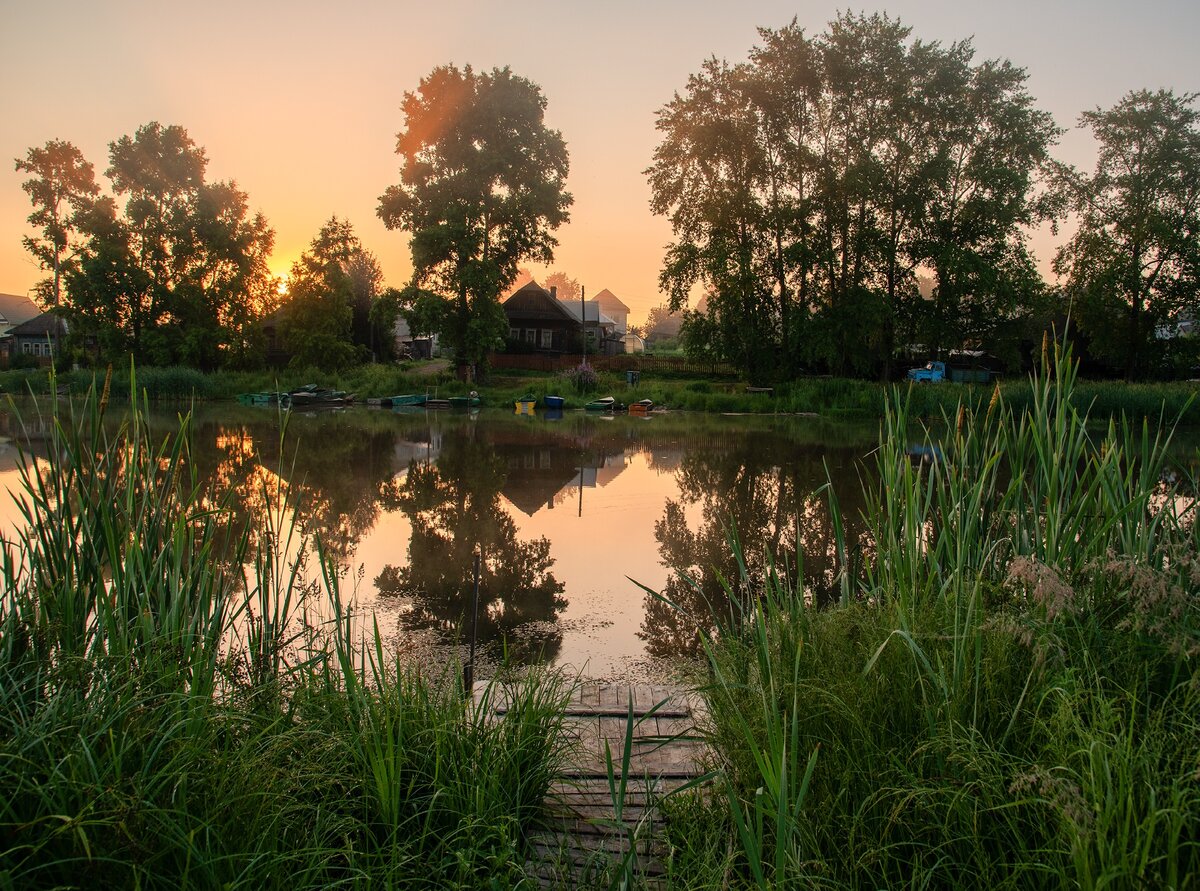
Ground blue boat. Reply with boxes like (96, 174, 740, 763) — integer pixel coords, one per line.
(544, 395, 565, 409)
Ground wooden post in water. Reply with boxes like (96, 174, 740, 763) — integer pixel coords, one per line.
(464, 550, 481, 693)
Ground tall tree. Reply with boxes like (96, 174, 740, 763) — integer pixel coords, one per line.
(648, 14, 1056, 380)
(15, 140, 100, 307)
(1054, 90, 1200, 378)
(281, 216, 367, 371)
(648, 57, 780, 382)
(65, 122, 275, 368)
(378, 64, 572, 376)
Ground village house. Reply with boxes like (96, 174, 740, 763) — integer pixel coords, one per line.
(7, 312, 68, 364)
(0, 293, 51, 366)
(500, 280, 629, 356)
(502, 280, 584, 353)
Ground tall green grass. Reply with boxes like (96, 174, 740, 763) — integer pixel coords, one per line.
(664, 342, 1200, 888)
(0, 376, 575, 889)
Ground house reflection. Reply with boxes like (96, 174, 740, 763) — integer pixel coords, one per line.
(493, 430, 628, 518)
(375, 425, 567, 664)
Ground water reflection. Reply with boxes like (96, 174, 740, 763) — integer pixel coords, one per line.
(642, 427, 873, 658)
(375, 427, 567, 664)
(0, 400, 887, 680)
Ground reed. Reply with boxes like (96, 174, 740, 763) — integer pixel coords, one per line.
(663, 342, 1200, 888)
(0, 372, 575, 889)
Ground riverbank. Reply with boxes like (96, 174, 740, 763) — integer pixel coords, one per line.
(2, 355, 1198, 888)
(657, 347, 1200, 888)
(0, 386, 578, 889)
(3, 361, 1198, 424)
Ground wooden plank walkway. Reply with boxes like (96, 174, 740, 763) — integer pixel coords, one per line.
(473, 682, 710, 888)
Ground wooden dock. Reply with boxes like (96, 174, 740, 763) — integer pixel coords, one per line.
(473, 682, 710, 887)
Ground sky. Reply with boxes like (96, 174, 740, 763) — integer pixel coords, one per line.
(2, 0, 1198, 325)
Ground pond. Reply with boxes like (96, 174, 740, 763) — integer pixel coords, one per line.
(4, 400, 1192, 683)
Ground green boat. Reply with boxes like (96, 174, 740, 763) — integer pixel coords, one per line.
(448, 394, 481, 409)
(390, 394, 428, 407)
(237, 392, 278, 406)
(584, 396, 615, 412)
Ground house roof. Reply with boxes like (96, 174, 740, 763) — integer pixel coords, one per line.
(0, 292, 41, 329)
(8, 310, 66, 338)
(503, 281, 578, 323)
(591, 288, 630, 313)
(557, 300, 617, 328)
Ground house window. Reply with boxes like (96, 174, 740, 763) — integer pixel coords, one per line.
(585, 329, 597, 342)
(524, 328, 536, 344)
(21, 343, 31, 355)
(540, 329, 552, 349)
(509, 328, 519, 340)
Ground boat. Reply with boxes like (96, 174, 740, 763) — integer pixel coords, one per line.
(389, 394, 428, 407)
(449, 393, 481, 410)
(584, 396, 615, 412)
(236, 392, 279, 406)
(628, 399, 654, 416)
(544, 395, 565, 410)
(282, 385, 355, 410)
(515, 393, 537, 414)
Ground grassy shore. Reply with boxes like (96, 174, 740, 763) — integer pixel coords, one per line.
(3, 361, 1198, 424)
(0, 383, 574, 890)
(659, 346, 1200, 888)
(2, 353, 1198, 888)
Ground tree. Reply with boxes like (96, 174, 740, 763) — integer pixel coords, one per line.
(15, 140, 100, 307)
(647, 14, 1056, 380)
(1054, 90, 1200, 378)
(544, 271, 581, 302)
(64, 122, 275, 368)
(641, 303, 685, 340)
(281, 216, 366, 371)
(398, 286, 450, 343)
(378, 64, 572, 375)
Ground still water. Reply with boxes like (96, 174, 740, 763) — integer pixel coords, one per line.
(0, 402, 880, 681)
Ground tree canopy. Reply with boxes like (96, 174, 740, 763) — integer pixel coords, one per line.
(378, 64, 572, 373)
(648, 13, 1058, 381)
(281, 216, 386, 371)
(14, 140, 100, 308)
(57, 122, 276, 368)
(1054, 89, 1200, 378)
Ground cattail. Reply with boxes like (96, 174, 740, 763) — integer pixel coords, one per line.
(99, 364, 112, 414)
(1041, 330, 1049, 369)
(987, 381, 1001, 418)
(956, 403, 965, 436)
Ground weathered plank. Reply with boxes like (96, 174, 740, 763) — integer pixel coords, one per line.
(472, 682, 709, 887)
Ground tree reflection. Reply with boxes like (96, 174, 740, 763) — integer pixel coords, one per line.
(641, 430, 872, 658)
(375, 430, 566, 664)
(183, 408, 403, 566)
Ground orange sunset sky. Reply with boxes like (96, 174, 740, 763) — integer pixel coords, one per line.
(2, 0, 1198, 325)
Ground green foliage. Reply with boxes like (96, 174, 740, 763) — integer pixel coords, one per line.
(663, 344, 1200, 887)
(14, 139, 99, 307)
(281, 216, 370, 372)
(0, 375, 574, 888)
(1054, 89, 1200, 378)
(648, 13, 1058, 381)
(378, 64, 573, 370)
(61, 122, 277, 370)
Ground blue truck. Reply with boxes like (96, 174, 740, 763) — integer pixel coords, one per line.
(907, 360, 994, 384)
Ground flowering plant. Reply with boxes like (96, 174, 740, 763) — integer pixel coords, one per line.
(561, 361, 597, 394)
